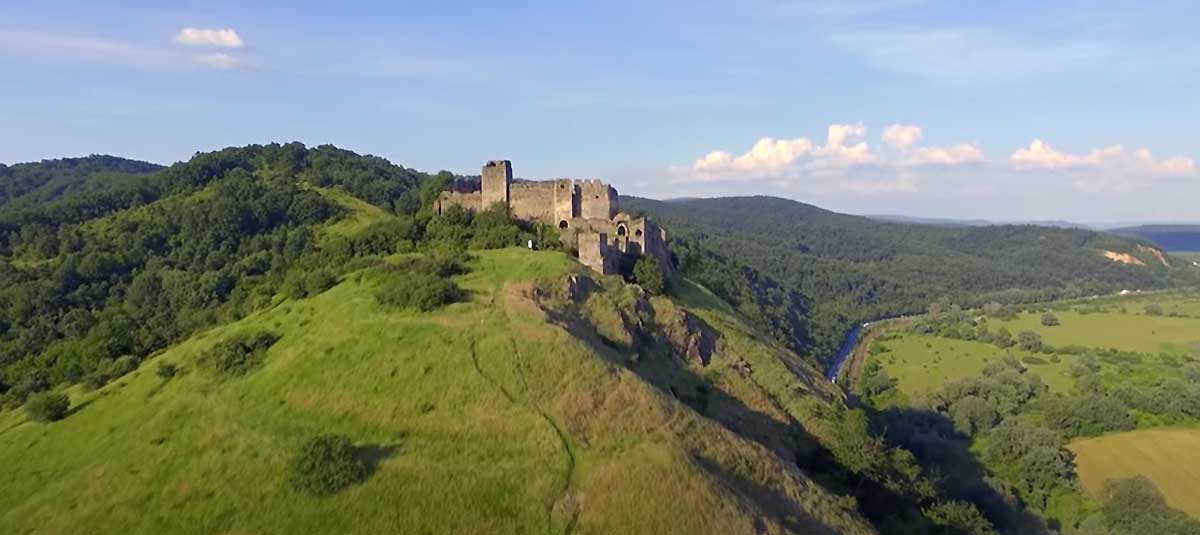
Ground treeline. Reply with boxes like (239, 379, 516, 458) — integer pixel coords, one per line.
(624, 196, 1196, 364)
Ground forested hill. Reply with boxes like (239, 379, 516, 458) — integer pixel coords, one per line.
(1110, 224, 1200, 252)
(624, 195, 1194, 360)
(0, 155, 163, 211)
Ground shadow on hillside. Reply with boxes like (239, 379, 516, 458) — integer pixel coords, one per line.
(539, 281, 1055, 535)
(871, 406, 1054, 535)
(693, 453, 846, 535)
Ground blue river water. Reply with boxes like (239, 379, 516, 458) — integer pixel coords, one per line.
(824, 323, 866, 383)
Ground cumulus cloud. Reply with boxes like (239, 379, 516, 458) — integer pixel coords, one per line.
(692, 123, 876, 180)
(1011, 139, 1195, 176)
(906, 143, 984, 165)
(883, 124, 922, 149)
(684, 123, 983, 194)
(175, 27, 244, 49)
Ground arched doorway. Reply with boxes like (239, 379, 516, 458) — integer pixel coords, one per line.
(558, 220, 569, 230)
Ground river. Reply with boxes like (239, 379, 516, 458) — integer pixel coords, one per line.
(824, 323, 867, 383)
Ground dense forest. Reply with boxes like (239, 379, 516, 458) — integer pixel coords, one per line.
(624, 196, 1196, 362)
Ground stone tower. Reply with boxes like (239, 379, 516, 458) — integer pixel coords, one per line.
(482, 160, 512, 209)
(579, 179, 618, 220)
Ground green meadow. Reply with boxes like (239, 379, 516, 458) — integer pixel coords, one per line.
(0, 248, 870, 535)
(869, 333, 1076, 398)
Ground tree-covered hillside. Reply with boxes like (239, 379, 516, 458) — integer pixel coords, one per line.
(0, 155, 162, 212)
(0, 143, 440, 405)
(624, 196, 1193, 362)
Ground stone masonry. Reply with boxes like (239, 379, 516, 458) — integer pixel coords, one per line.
(434, 160, 671, 276)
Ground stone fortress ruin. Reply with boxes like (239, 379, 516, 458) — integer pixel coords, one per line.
(434, 160, 672, 276)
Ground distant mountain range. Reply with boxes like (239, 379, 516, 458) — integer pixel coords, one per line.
(864, 214, 1200, 251)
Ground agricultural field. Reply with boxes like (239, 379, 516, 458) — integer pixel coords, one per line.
(989, 298, 1200, 356)
(1070, 427, 1200, 520)
(862, 291, 1200, 401)
(867, 333, 1077, 398)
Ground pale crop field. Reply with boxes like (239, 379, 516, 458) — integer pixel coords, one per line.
(991, 308, 1200, 356)
(1070, 427, 1200, 520)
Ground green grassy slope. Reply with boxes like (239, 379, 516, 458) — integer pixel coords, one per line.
(0, 248, 873, 535)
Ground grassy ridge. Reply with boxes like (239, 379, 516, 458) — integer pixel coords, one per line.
(1070, 427, 1200, 519)
(0, 248, 872, 535)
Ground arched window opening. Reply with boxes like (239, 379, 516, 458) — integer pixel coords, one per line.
(634, 229, 643, 237)
(558, 220, 569, 230)
(617, 224, 627, 236)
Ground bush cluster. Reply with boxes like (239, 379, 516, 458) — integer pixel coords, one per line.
(203, 331, 279, 377)
(25, 391, 70, 422)
(287, 434, 367, 496)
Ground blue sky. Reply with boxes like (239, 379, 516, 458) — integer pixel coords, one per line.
(1, 0, 1196, 222)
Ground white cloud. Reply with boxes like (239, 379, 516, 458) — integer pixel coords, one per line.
(1011, 139, 1195, 176)
(906, 143, 984, 165)
(692, 123, 876, 180)
(883, 124, 922, 149)
(0, 28, 247, 70)
(175, 27, 244, 49)
(685, 123, 983, 193)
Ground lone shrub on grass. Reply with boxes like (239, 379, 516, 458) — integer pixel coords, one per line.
(287, 434, 367, 496)
(156, 362, 178, 379)
(375, 272, 459, 311)
(1041, 312, 1060, 327)
(203, 331, 280, 378)
(25, 391, 70, 422)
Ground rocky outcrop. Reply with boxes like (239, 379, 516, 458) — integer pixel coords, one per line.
(660, 307, 717, 366)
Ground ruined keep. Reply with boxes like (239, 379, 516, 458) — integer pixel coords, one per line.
(434, 160, 672, 276)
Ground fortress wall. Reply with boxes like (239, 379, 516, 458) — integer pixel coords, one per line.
(579, 180, 618, 220)
(435, 191, 481, 214)
(509, 182, 555, 221)
(578, 232, 616, 275)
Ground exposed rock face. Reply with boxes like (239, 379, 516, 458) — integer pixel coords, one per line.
(661, 308, 716, 366)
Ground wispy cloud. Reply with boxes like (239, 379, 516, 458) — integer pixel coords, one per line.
(0, 28, 171, 67)
(0, 27, 248, 71)
(831, 28, 1113, 81)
